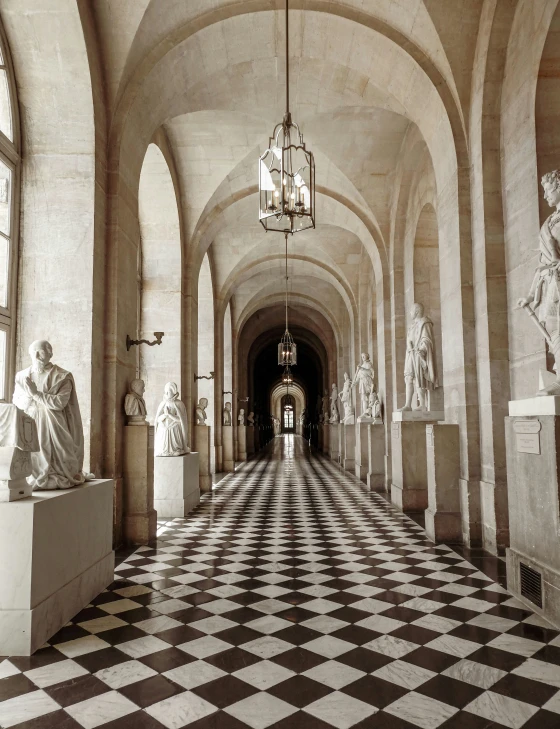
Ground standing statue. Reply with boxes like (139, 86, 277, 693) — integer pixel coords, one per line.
(223, 401, 232, 426)
(154, 382, 189, 457)
(399, 303, 438, 411)
(351, 353, 375, 418)
(339, 372, 355, 424)
(12, 340, 93, 490)
(517, 169, 560, 394)
(248, 411, 255, 426)
(238, 409, 245, 425)
(299, 408, 307, 425)
(195, 397, 208, 425)
(124, 379, 147, 425)
(321, 391, 329, 423)
(330, 383, 340, 423)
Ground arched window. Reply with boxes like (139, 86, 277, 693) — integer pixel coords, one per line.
(0, 21, 19, 401)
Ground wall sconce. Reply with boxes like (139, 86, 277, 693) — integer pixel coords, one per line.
(223, 390, 233, 396)
(126, 332, 164, 351)
(195, 371, 215, 381)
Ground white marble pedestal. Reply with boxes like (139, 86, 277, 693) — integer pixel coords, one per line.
(194, 425, 212, 492)
(154, 453, 200, 518)
(123, 424, 156, 545)
(355, 422, 369, 482)
(0, 479, 115, 655)
(329, 423, 339, 461)
(237, 425, 247, 461)
(425, 423, 461, 543)
(343, 424, 355, 473)
(505, 397, 560, 627)
(367, 423, 385, 490)
(222, 426, 234, 471)
(247, 426, 255, 456)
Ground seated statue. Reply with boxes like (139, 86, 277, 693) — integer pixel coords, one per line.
(195, 397, 208, 425)
(154, 382, 189, 457)
(12, 340, 93, 491)
(124, 379, 147, 425)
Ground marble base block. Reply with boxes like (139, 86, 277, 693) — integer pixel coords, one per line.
(329, 424, 339, 461)
(367, 423, 386, 490)
(508, 395, 560, 416)
(194, 425, 212, 491)
(322, 423, 329, 454)
(505, 412, 560, 626)
(247, 426, 255, 456)
(123, 424, 156, 545)
(237, 426, 247, 461)
(343, 424, 355, 473)
(391, 421, 430, 512)
(222, 426, 234, 471)
(355, 422, 368, 482)
(0, 479, 115, 655)
(392, 410, 445, 422)
(154, 453, 200, 518)
(425, 424, 461, 543)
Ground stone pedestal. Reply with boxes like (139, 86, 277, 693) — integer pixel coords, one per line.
(0, 479, 115, 655)
(322, 423, 329, 454)
(238, 425, 247, 461)
(154, 453, 200, 518)
(425, 424, 461, 543)
(343, 424, 355, 473)
(222, 426, 234, 471)
(367, 423, 385, 490)
(329, 423, 339, 461)
(355, 422, 369, 482)
(505, 397, 560, 626)
(194, 425, 212, 491)
(123, 424, 156, 545)
(247, 426, 255, 456)
(391, 413, 440, 512)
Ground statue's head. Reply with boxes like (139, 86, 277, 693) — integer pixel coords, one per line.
(199, 397, 208, 409)
(225, 401, 231, 411)
(542, 170, 560, 208)
(29, 340, 52, 370)
(411, 302, 425, 319)
(240, 408, 245, 414)
(131, 379, 145, 397)
(361, 352, 370, 362)
(164, 382, 178, 400)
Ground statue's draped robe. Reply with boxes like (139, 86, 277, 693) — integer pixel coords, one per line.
(124, 392, 147, 418)
(154, 395, 189, 456)
(13, 363, 85, 490)
(354, 361, 374, 398)
(530, 212, 560, 322)
(404, 317, 438, 391)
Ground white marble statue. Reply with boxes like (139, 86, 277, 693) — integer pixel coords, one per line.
(248, 411, 255, 426)
(223, 401, 232, 426)
(195, 397, 208, 425)
(321, 391, 329, 423)
(399, 303, 439, 411)
(238, 409, 245, 426)
(517, 169, 560, 394)
(154, 382, 189, 457)
(352, 353, 375, 418)
(299, 408, 307, 425)
(339, 372, 355, 424)
(330, 383, 340, 423)
(124, 379, 147, 425)
(12, 340, 93, 491)
(359, 388, 382, 423)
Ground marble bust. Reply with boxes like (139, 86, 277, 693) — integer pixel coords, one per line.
(339, 372, 355, 424)
(12, 340, 92, 491)
(330, 383, 340, 423)
(195, 397, 208, 425)
(352, 353, 375, 418)
(238, 408, 245, 425)
(517, 169, 560, 395)
(124, 379, 147, 425)
(154, 382, 189, 457)
(248, 411, 255, 426)
(223, 401, 232, 426)
(399, 303, 438, 411)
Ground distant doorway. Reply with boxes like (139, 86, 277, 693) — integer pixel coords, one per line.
(281, 394, 295, 433)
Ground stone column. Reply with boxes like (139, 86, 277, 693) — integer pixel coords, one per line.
(425, 424, 461, 543)
(238, 425, 247, 461)
(123, 424, 156, 545)
(355, 422, 368, 482)
(154, 453, 200, 518)
(390, 410, 443, 512)
(246, 426, 255, 456)
(329, 423, 339, 462)
(343, 424, 355, 473)
(194, 425, 212, 492)
(222, 426, 234, 471)
(367, 423, 385, 490)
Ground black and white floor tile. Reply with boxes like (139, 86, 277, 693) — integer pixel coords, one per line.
(2, 436, 560, 729)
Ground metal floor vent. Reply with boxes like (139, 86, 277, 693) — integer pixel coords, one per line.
(520, 562, 543, 609)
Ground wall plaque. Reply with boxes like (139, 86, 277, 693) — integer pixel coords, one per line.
(513, 419, 541, 455)
(392, 422, 400, 440)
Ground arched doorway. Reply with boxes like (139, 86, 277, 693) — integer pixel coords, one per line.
(281, 394, 295, 433)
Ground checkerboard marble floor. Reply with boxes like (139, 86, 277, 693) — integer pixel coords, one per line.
(2, 436, 560, 729)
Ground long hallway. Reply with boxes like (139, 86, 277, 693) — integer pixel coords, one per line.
(1, 437, 560, 729)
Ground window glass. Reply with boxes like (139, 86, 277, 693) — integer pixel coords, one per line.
(0, 235, 9, 309)
(0, 328, 7, 400)
(0, 158, 11, 237)
(0, 69, 12, 141)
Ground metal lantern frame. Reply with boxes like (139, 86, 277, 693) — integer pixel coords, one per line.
(281, 364, 294, 386)
(278, 232, 297, 366)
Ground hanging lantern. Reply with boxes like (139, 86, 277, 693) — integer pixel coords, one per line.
(282, 365, 294, 385)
